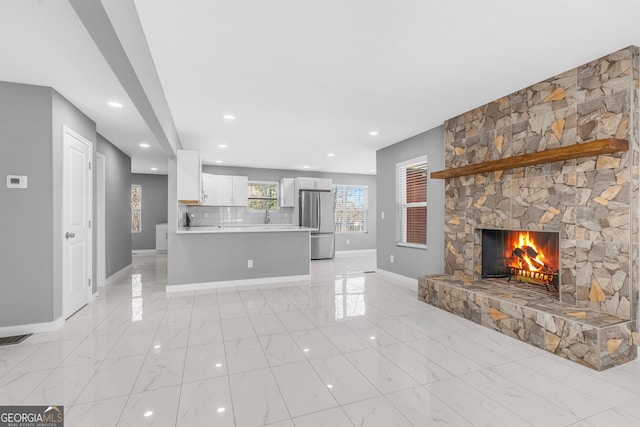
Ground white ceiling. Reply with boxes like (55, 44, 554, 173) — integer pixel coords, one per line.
(3, 0, 640, 175)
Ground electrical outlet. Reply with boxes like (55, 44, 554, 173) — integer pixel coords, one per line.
(247, 259, 253, 268)
(346, 239, 350, 245)
(390, 255, 394, 263)
(381, 211, 385, 219)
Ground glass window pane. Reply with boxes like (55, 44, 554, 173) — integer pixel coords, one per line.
(405, 164, 427, 204)
(248, 199, 265, 210)
(334, 186, 344, 210)
(266, 184, 278, 198)
(346, 187, 365, 209)
(335, 211, 343, 232)
(406, 206, 426, 245)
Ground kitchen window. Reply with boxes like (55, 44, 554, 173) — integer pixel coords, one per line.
(248, 181, 279, 210)
(396, 156, 427, 248)
(334, 184, 368, 233)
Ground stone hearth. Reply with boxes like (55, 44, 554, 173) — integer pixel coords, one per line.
(419, 275, 637, 370)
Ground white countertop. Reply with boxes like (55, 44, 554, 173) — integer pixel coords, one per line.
(176, 225, 316, 234)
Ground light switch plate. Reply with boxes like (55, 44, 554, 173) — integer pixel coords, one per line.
(7, 175, 27, 189)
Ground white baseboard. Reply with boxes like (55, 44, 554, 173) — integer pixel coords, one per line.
(166, 274, 311, 294)
(132, 249, 159, 255)
(376, 268, 418, 288)
(103, 263, 132, 287)
(0, 316, 65, 337)
(335, 249, 376, 257)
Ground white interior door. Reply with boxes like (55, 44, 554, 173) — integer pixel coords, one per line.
(63, 127, 93, 318)
(96, 153, 106, 287)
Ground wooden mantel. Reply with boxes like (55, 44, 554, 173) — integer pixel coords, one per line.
(430, 138, 628, 180)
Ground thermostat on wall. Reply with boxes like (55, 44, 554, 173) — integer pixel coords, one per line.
(6, 175, 27, 189)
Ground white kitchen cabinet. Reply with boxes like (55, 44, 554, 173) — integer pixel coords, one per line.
(177, 150, 202, 204)
(155, 223, 168, 252)
(202, 173, 248, 206)
(296, 177, 332, 191)
(280, 178, 295, 207)
(201, 173, 216, 205)
(231, 176, 248, 206)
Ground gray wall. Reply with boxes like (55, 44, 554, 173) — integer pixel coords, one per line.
(202, 165, 376, 251)
(0, 82, 97, 327)
(376, 126, 445, 279)
(0, 83, 55, 326)
(131, 173, 168, 250)
(97, 134, 132, 277)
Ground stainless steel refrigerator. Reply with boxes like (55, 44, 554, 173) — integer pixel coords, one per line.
(299, 190, 335, 259)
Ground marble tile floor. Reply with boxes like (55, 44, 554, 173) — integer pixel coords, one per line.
(2, 253, 640, 426)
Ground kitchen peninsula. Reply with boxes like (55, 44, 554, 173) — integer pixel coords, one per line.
(167, 224, 314, 292)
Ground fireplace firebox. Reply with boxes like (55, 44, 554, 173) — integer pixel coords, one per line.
(481, 229, 560, 296)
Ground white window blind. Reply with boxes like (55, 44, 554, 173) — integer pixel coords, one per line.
(396, 156, 427, 248)
(333, 185, 368, 233)
(248, 181, 279, 210)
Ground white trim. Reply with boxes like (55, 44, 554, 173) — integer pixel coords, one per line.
(0, 316, 65, 337)
(396, 242, 427, 250)
(62, 126, 93, 318)
(376, 268, 418, 288)
(132, 249, 159, 255)
(96, 153, 106, 288)
(166, 274, 311, 294)
(103, 263, 132, 287)
(335, 249, 376, 257)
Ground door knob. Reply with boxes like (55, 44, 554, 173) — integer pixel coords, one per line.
(65, 232, 75, 239)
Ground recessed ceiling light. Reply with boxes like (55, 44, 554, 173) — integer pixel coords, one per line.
(215, 160, 222, 163)
(217, 407, 226, 413)
(369, 169, 375, 173)
(153, 345, 160, 350)
(144, 411, 153, 417)
(107, 101, 123, 108)
(370, 336, 376, 340)
(303, 348, 309, 352)
(303, 165, 310, 169)
(223, 114, 235, 120)
(215, 363, 222, 368)
(218, 144, 227, 149)
(369, 131, 379, 136)
(139, 143, 150, 148)
(327, 153, 335, 157)
(327, 384, 333, 389)
(151, 167, 158, 171)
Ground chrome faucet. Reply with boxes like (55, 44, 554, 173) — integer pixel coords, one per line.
(265, 208, 271, 224)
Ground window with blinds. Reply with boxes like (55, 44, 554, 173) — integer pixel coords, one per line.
(334, 185, 368, 233)
(248, 181, 279, 210)
(396, 156, 427, 248)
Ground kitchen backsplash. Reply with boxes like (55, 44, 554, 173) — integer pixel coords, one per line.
(182, 205, 295, 227)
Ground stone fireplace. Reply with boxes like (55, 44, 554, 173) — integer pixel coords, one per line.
(419, 46, 640, 370)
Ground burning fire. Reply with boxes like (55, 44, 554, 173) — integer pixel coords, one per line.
(512, 232, 547, 272)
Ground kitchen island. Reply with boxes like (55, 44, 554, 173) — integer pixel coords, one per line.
(167, 225, 314, 292)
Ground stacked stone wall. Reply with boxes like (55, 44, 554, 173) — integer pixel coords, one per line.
(443, 47, 640, 320)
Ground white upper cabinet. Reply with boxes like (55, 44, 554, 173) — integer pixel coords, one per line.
(177, 150, 202, 204)
(231, 176, 248, 206)
(201, 173, 216, 205)
(202, 173, 248, 206)
(296, 177, 332, 191)
(280, 178, 295, 207)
